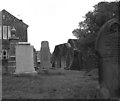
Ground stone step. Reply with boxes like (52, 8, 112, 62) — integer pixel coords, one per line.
(8, 61, 16, 66)
(8, 60, 16, 62)
(8, 56, 16, 61)
(9, 56, 16, 57)
(8, 66, 16, 68)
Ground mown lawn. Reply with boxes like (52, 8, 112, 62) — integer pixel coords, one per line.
(2, 69, 99, 99)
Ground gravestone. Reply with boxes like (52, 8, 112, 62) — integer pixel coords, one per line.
(8, 33, 19, 74)
(70, 49, 83, 70)
(39, 41, 51, 70)
(51, 43, 74, 70)
(15, 42, 36, 74)
(95, 18, 119, 98)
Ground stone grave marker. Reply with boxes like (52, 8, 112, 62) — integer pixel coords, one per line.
(95, 18, 119, 98)
(39, 41, 51, 70)
(15, 42, 36, 74)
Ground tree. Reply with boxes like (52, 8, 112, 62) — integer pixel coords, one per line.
(73, 1, 118, 39)
(71, 1, 118, 71)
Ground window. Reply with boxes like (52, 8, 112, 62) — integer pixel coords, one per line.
(8, 26, 11, 39)
(0, 26, 2, 39)
(2, 49, 7, 60)
(3, 26, 7, 39)
(2, 26, 12, 39)
(3, 15, 5, 19)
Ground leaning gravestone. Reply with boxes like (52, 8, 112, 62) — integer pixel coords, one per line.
(39, 41, 51, 70)
(95, 18, 119, 98)
(15, 42, 36, 74)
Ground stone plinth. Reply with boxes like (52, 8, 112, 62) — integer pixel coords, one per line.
(8, 35, 19, 74)
(15, 42, 36, 74)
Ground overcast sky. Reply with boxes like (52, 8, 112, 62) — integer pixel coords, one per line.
(0, 0, 116, 52)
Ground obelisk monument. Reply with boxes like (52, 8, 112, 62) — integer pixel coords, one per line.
(40, 41, 51, 70)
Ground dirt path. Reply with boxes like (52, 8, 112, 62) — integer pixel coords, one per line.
(2, 69, 99, 99)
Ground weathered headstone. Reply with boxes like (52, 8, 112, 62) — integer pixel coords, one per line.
(51, 43, 74, 70)
(39, 41, 51, 70)
(70, 49, 83, 70)
(95, 18, 119, 98)
(15, 42, 36, 74)
(8, 32, 19, 74)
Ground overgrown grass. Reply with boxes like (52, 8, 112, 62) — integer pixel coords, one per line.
(2, 69, 99, 99)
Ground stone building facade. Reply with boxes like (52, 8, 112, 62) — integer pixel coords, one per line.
(0, 9, 28, 74)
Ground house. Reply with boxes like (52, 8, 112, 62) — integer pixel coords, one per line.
(0, 9, 28, 74)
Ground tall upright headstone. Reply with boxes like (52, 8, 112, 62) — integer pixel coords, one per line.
(39, 41, 51, 70)
(15, 42, 36, 74)
(95, 18, 119, 98)
(8, 28, 19, 74)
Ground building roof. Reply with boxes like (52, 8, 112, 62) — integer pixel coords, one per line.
(0, 9, 28, 27)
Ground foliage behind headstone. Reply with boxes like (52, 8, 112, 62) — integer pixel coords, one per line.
(72, 1, 118, 71)
(72, 1, 118, 39)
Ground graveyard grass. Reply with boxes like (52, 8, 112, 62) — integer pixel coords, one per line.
(2, 69, 99, 99)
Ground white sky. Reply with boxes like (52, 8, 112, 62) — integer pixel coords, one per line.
(0, 0, 116, 52)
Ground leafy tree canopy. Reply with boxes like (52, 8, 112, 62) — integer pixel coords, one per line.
(72, 1, 118, 39)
